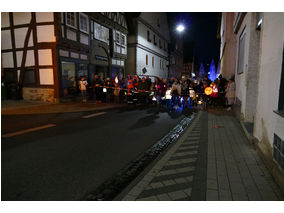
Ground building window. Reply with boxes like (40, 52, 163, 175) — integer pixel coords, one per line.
(159, 39, 162, 49)
(152, 57, 154, 67)
(23, 69, 36, 85)
(164, 41, 167, 51)
(160, 59, 162, 69)
(256, 12, 263, 30)
(121, 34, 126, 45)
(94, 22, 109, 44)
(154, 34, 157, 45)
(237, 28, 246, 74)
(66, 12, 76, 28)
(79, 13, 88, 33)
(147, 30, 151, 42)
(146, 55, 148, 65)
(278, 46, 284, 112)
(115, 31, 120, 42)
(273, 134, 284, 170)
(157, 18, 160, 27)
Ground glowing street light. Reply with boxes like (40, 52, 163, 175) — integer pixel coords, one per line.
(176, 24, 185, 32)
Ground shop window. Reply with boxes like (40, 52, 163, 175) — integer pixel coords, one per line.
(237, 28, 246, 74)
(61, 62, 76, 97)
(23, 70, 36, 85)
(278, 46, 284, 112)
(66, 12, 76, 28)
(79, 13, 89, 33)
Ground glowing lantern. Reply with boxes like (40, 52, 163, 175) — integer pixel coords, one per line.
(165, 89, 172, 100)
(103, 88, 107, 93)
(115, 76, 119, 84)
(204, 87, 213, 95)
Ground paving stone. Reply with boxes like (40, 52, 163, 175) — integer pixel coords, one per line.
(121, 195, 136, 201)
(136, 196, 158, 201)
(162, 179, 176, 186)
(183, 188, 192, 196)
(157, 193, 172, 201)
(150, 182, 164, 189)
(206, 189, 219, 201)
(128, 186, 144, 197)
(174, 177, 188, 184)
(168, 190, 188, 200)
(219, 189, 232, 201)
(207, 179, 218, 190)
(232, 193, 249, 201)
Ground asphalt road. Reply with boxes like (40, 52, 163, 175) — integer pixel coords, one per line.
(2, 106, 188, 201)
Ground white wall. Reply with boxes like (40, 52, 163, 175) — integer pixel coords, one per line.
(136, 14, 169, 78)
(235, 13, 252, 119)
(254, 13, 284, 145)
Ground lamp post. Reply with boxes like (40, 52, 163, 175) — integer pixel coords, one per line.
(176, 24, 185, 78)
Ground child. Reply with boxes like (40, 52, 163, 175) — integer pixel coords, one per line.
(79, 76, 88, 102)
(114, 84, 120, 104)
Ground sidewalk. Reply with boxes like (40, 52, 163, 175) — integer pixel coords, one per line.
(116, 110, 284, 201)
(1, 100, 127, 115)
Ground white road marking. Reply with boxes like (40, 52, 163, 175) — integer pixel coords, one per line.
(81, 111, 106, 119)
(2, 124, 56, 138)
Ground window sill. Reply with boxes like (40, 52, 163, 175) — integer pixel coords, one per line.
(274, 110, 284, 118)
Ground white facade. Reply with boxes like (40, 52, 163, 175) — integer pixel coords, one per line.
(126, 13, 170, 78)
(254, 13, 284, 149)
(224, 12, 284, 172)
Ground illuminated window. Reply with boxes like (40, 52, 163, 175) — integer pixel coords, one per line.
(79, 13, 88, 33)
(146, 55, 148, 65)
(66, 12, 76, 28)
(115, 32, 120, 42)
(94, 22, 109, 44)
(152, 57, 154, 67)
(121, 34, 125, 45)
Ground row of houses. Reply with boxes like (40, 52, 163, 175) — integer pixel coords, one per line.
(1, 12, 184, 102)
(219, 12, 284, 186)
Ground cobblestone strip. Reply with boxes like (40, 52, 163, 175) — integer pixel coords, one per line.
(121, 112, 203, 201)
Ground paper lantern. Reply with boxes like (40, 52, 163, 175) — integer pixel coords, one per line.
(204, 87, 213, 95)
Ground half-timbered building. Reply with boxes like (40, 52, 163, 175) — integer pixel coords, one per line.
(1, 12, 128, 102)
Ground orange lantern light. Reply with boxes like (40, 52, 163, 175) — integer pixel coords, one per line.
(204, 87, 213, 95)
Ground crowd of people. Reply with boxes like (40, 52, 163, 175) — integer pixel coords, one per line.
(78, 73, 236, 111)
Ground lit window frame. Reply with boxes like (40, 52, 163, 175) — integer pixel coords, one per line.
(79, 13, 89, 34)
(66, 12, 77, 29)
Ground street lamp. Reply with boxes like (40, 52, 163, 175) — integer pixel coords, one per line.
(176, 24, 185, 33)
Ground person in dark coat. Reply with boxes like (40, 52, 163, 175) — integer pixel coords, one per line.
(92, 74, 102, 103)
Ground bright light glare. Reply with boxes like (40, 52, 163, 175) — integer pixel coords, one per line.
(176, 25, 185, 32)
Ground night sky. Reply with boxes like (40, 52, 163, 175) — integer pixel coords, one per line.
(167, 12, 221, 71)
